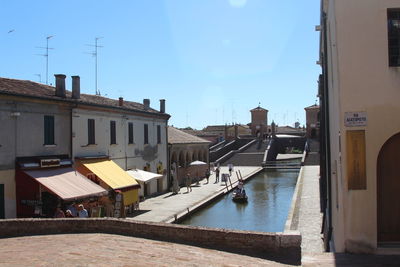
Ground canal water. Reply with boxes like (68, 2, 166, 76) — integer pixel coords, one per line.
(179, 169, 298, 232)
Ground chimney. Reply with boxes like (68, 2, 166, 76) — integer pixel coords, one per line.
(54, 74, 66, 98)
(159, 99, 165, 113)
(71, 76, 80, 99)
(143, 99, 150, 110)
(119, 97, 124, 106)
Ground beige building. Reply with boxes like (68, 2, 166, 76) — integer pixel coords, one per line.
(320, 0, 400, 253)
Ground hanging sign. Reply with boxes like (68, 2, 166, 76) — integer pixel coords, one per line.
(344, 112, 367, 127)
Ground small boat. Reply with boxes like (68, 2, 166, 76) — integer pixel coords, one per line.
(232, 187, 248, 202)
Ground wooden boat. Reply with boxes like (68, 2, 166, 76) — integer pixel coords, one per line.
(232, 188, 248, 202)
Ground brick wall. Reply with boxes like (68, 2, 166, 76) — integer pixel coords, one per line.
(0, 218, 301, 264)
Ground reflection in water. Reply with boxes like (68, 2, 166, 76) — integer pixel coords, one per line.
(180, 170, 298, 232)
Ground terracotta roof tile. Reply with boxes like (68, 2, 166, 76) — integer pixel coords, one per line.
(168, 127, 210, 144)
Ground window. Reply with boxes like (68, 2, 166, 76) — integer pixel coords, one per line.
(388, 9, 400, 66)
(88, 119, 95, 145)
(110, 121, 116, 144)
(144, 124, 148, 144)
(128, 122, 134, 144)
(44, 115, 54, 145)
(157, 125, 161, 144)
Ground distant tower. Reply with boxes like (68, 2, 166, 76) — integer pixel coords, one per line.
(250, 105, 268, 137)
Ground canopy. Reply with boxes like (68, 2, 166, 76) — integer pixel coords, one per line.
(189, 160, 207, 166)
(81, 159, 139, 190)
(126, 169, 163, 183)
(24, 167, 107, 201)
(79, 159, 139, 206)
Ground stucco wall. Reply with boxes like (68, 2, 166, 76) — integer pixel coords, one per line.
(328, 0, 400, 253)
(0, 98, 71, 219)
(0, 218, 301, 264)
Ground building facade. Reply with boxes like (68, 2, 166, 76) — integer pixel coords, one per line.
(250, 106, 268, 137)
(319, 0, 400, 253)
(0, 75, 169, 218)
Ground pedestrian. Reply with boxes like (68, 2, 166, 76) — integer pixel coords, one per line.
(215, 166, 220, 183)
(186, 173, 192, 192)
(228, 163, 234, 177)
(205, 169, 210, 184)
(65, 210, 74, 218)
(78, 204, 88, 218)
(53, 207, 65, 218)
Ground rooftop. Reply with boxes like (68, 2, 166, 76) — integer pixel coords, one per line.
(168, 126, 210, 144)
(0, 77, 170, 118)
(304, 104, 320, 110)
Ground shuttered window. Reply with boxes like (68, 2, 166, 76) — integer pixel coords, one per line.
(157, 125, 161, 144)
(88, 119, 95, 145)
(44, 115, 54, 145)
(110, 121, 116, 144)
(388, 9, 400, 66)
(128, 122, 134, 144)
(144, 124, 149, 144)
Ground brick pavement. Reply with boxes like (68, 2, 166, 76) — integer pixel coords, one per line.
(0, 234, 292, 267)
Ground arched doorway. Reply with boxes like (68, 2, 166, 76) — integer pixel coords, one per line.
(377, 133, 400, 242)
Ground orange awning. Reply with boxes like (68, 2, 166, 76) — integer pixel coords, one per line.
(24, 167, 108, 201)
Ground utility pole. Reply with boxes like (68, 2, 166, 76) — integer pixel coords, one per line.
(86, 37, 103, 95)
(36, 35, 54, 85)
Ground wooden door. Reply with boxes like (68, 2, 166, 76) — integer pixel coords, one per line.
(377, 133, 400, 242)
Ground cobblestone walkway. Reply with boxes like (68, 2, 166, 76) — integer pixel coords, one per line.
(298, 166, 324, 254)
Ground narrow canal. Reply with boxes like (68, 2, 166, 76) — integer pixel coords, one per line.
(179, 169, 298, 232)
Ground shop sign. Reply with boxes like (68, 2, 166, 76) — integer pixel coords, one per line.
(344, 112, 367, 127)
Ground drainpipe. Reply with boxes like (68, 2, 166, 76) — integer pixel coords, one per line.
(322, 11, 333, 251)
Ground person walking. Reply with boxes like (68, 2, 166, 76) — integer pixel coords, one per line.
(215, 166, 220, 183)
(186, 173, 192, 192)
(205, 169, 210, 184)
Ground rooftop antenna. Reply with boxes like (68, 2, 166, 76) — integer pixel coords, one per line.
(36, 35, 54, 85)
(86, 37, 103, 95)
(34, 74, 42, 83)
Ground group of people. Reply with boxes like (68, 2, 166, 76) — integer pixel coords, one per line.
(53, 203, 88, 218)
(184, 163, 235, 193)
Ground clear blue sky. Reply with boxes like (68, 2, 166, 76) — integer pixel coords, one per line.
(1, 0, 321, 129)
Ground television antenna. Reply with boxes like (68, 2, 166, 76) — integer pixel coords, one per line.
(36, 35, 54, 85)
(86, 37, 103, 95)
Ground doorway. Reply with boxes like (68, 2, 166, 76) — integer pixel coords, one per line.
(377, 133, 400, 243)
(0, 184, 4, 219)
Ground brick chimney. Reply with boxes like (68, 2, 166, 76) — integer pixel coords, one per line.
(159, 99, 165, 113)
(119, 97, 124, 106)
(71, 76, 80, 99)
(143, 99, 150, 110)
(54, 74, 66, 98)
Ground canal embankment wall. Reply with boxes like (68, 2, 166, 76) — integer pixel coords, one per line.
(0, 218, 301, 265)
